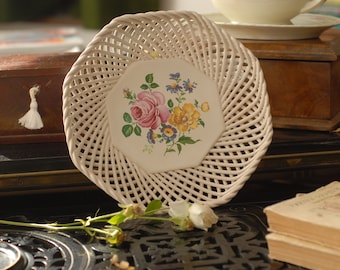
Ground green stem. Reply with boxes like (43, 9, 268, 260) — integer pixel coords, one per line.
(144, 207, 169, 216)
(0, 199, 197, 246)
(0, 219, 121, 239)
(0, 210, 121, 229)
(86, 211, 122, 222)
(138, 216, 172, 222)
(0, 219, 83, 231)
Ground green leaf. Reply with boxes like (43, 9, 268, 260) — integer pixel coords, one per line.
(123, 112, 132, 123)
(199, 119, 205, 127)
(108, 213, 127, 225)
(178, 136, 199, 145)
(165, 148, 176, 153)
(140, 84, 149, 90)
(150, 83, 159, 89)
(177, 143, 182, 154)
(167, 99, 174, 108)
(145, 200, 162, 214)
(122, 125, 133, 137)
(145, 73, 154, 83)
(134, 125, 142, 136)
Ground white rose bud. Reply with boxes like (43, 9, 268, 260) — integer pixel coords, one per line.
(188, 203, 218, 231)
(168, 201, 189, 218)
(168, 201, 193, 230)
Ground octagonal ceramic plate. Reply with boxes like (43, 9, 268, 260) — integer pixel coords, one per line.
(63, 11, 273, 207)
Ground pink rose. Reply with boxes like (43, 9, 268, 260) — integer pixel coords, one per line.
(130, 91, 170, 130)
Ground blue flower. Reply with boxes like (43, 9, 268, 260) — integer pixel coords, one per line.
(166, 72, 183, 93)
(183, 79, 197, 93)
(147, 129, 157, 144)
(166, 82, 182, 93)
(169, 72, 180, 81)
(161, 125, 177, 141)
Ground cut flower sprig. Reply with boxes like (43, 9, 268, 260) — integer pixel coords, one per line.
(0, 200, 218, 245)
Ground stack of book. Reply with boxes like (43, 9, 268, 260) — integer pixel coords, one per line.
(264, 181, 340, 270)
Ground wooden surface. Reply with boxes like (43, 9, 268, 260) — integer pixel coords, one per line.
(242, 28, 340, 61)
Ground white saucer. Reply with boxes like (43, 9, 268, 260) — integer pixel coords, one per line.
(205, 13, 340, 40)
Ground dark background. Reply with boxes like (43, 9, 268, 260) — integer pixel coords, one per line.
(0, 0, 160, 29)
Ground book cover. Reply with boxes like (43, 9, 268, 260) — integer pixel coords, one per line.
(264, 181, 340, 248)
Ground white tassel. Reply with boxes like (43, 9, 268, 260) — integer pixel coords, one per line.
(18, 85, 44, 130)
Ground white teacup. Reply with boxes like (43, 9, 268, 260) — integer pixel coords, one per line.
(211, 0, 326, 25)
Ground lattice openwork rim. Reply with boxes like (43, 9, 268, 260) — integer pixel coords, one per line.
(62, 11, 273, 207)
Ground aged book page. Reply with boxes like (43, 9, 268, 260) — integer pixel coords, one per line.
(264, 181, 340, 247)
(267, 233, 340, 270)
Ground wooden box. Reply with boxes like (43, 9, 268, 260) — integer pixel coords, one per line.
(1, 29, 339, 145)
(0, 53, 79, 144)
(243, 28, 340, 131)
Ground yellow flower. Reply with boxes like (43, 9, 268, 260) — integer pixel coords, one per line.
(168, 103, 200, 132)
(201, 101, 210, 112)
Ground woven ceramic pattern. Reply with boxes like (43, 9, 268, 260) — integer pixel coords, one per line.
(63, 11, 272, 207)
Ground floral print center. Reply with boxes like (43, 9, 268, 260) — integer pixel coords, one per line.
(121, 72, 209, 155)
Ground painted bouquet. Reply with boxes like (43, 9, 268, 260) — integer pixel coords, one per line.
(121, 72, 210, 155)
